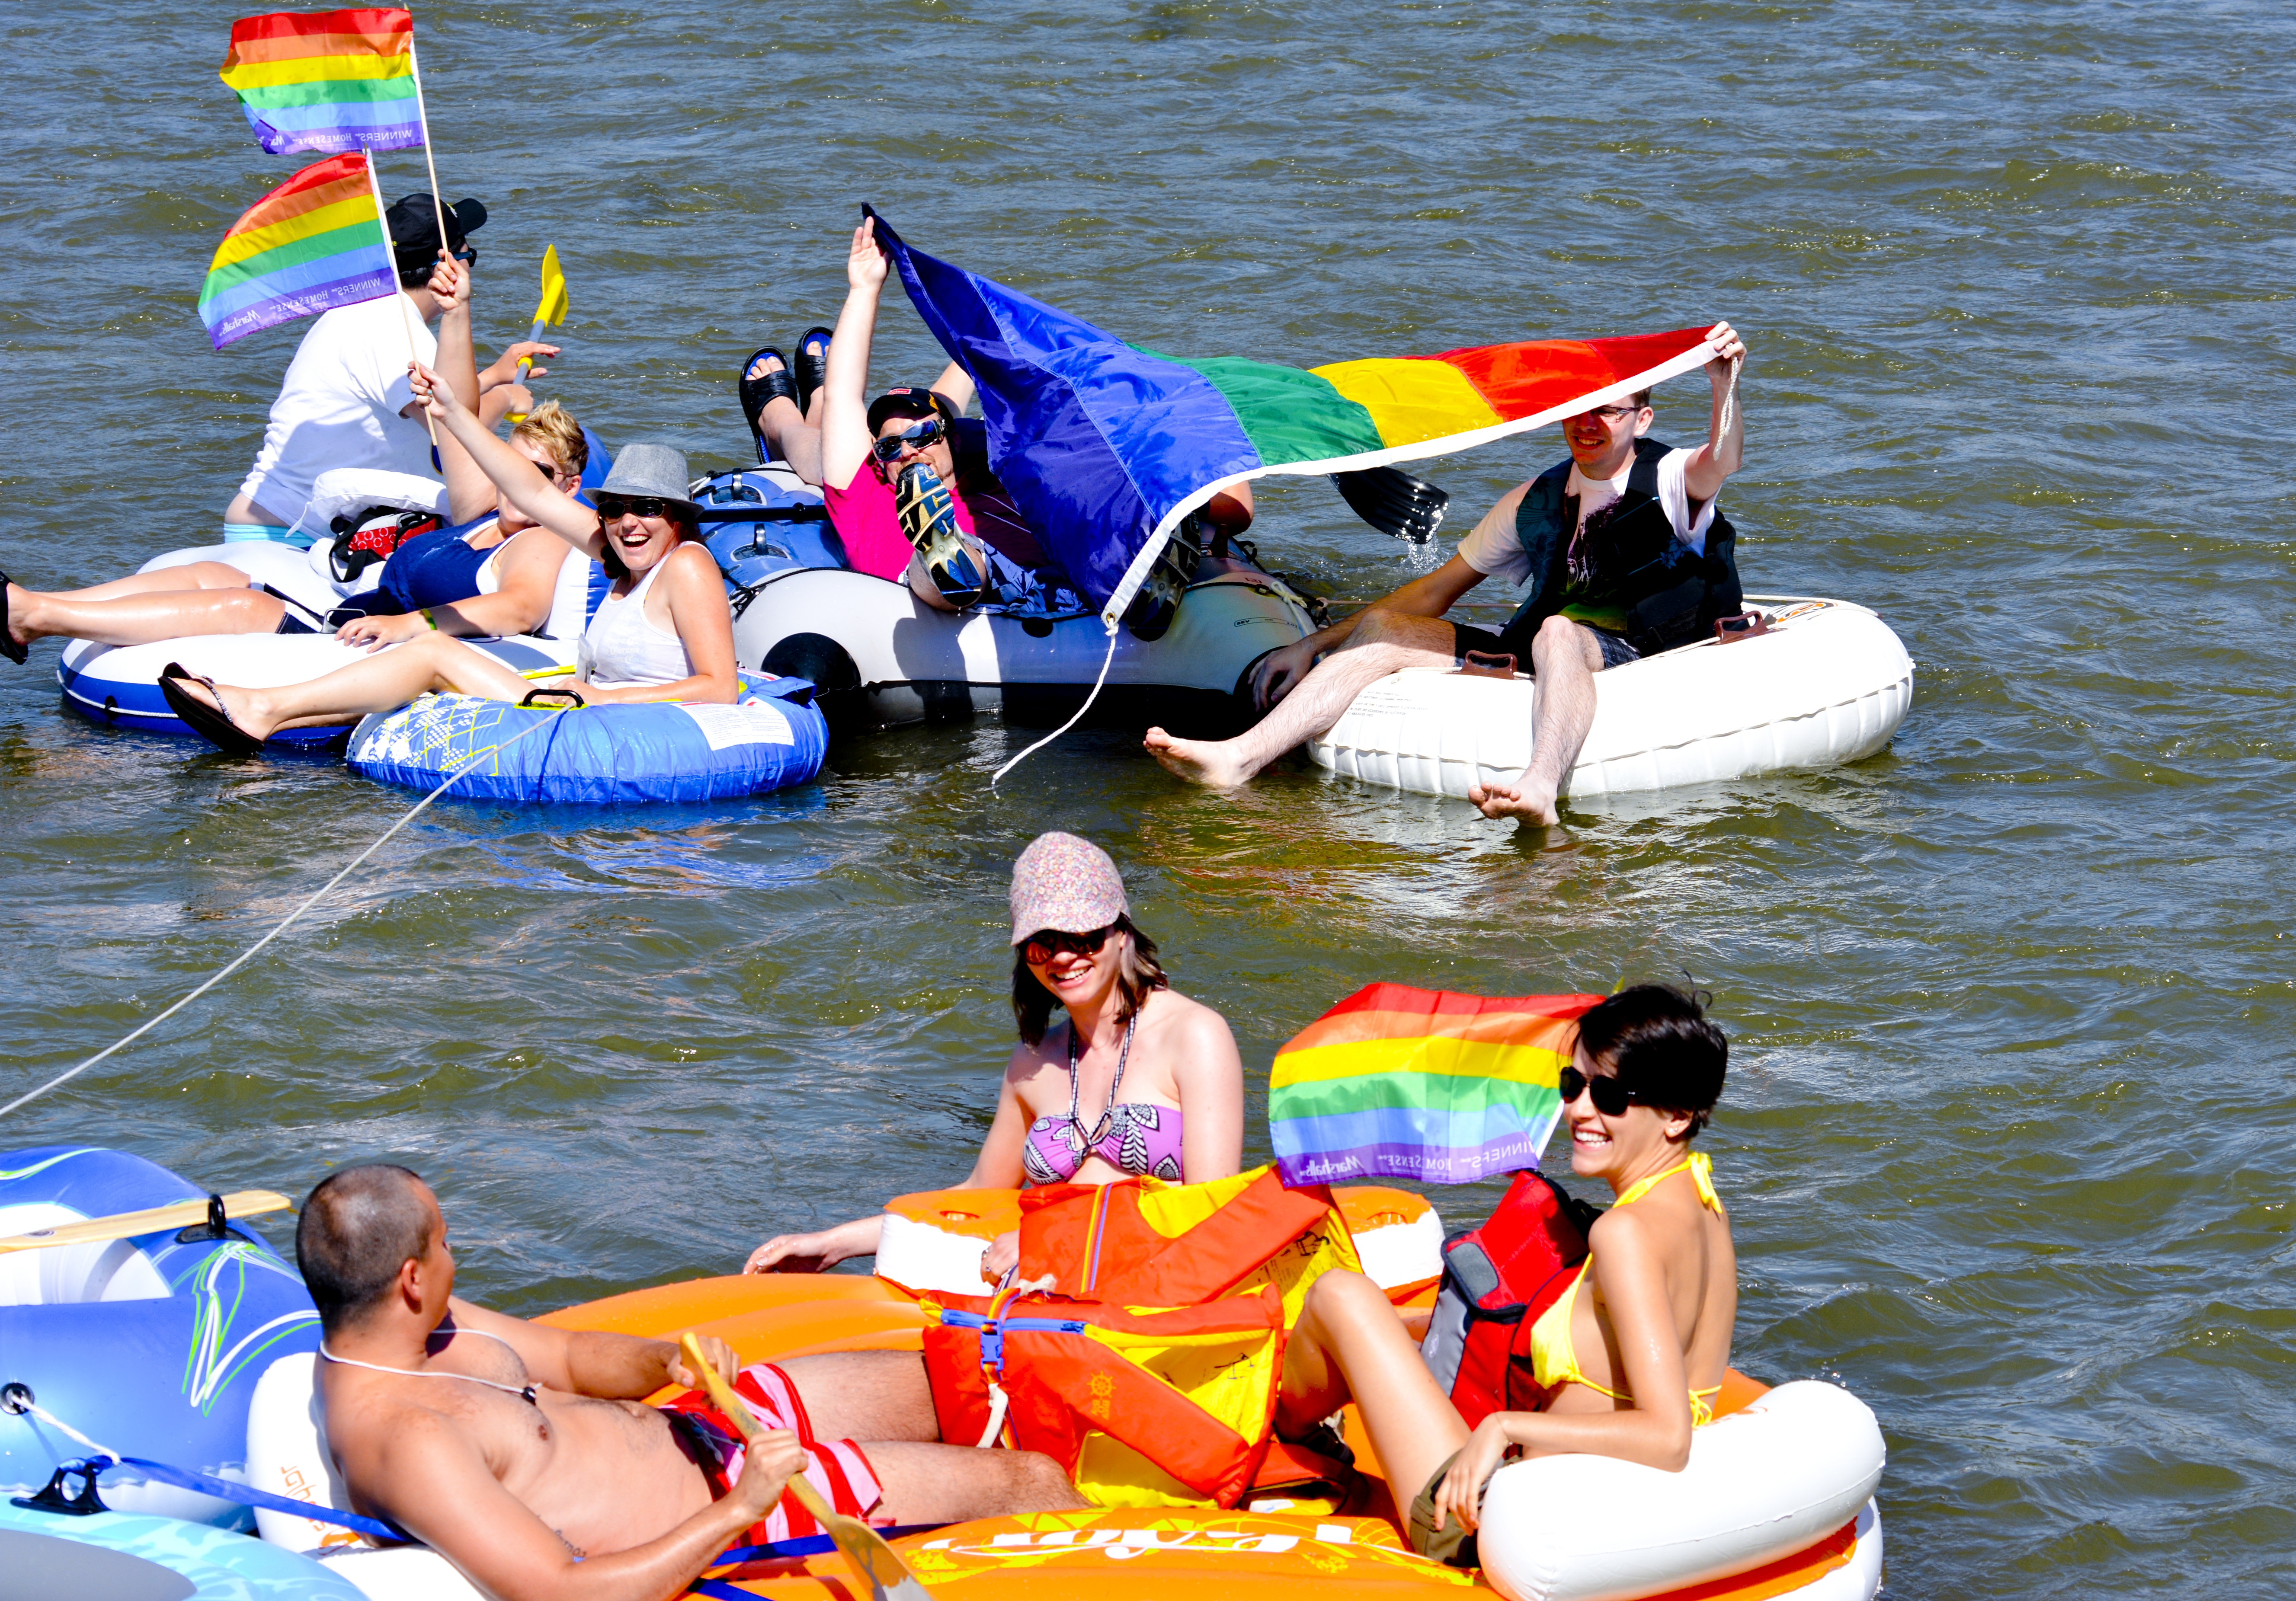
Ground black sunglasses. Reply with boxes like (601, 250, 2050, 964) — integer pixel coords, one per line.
(596, 495, 673, 520)
(1022, 925, 1114, 965)
(870, 416, 948, 462)
(1558, 1064, 1643, 1117)
(530, 458, 567, 485)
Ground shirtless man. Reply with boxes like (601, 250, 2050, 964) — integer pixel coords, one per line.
(1145, 324, 1748, 826)
(299, 1165, 1079, 1601)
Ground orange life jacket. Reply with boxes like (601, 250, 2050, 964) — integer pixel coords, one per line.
(922, 1283, 1287, 1509)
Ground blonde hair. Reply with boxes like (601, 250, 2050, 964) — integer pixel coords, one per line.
(509, 400, 588, 477)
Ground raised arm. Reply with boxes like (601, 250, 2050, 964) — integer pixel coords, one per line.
(420, 256, 500, 525)
(818, 218, 892, 492)
(1681, 321, 1747, 507)
(929, 360, 976, 415)
(408, 359, 605, 561)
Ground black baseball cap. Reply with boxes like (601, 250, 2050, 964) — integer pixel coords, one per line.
(384, 193, 488, 256)
(866, 386, 955, 434)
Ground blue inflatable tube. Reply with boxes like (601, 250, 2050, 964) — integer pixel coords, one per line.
(0, 1147, 320, 1528)
(0, 1499, 366, 1599)
(344, 672, 831, 803)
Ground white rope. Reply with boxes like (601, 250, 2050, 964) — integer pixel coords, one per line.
(0, 707, 570, 1122)
(12, 1397, 122, 1464)
(989, 625, 1117, 789)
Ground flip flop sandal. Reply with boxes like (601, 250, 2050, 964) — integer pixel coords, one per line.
(157, 662, 265, 754)
(0, 570, 25, 665)
(792, 326, 834, 416)
(737, 347, 797, 464)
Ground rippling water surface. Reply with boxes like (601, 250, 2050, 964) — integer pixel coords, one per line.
(5, 3, 2294, 1594)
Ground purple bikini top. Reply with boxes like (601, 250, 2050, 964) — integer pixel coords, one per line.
(1021, 1014, 1185, 1185)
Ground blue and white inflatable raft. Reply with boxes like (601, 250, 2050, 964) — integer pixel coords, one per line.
(0, 1147, 319, 1527)
(345, 672, 831, 803)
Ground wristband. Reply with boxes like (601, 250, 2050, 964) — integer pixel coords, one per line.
(420, 609, 438, 631)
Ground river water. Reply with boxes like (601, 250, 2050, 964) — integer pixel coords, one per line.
(4, 2, 2293, 1595)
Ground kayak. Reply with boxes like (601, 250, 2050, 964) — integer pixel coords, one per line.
(694, 467, 1319, 738)
(1308, 596, 1913, 803)
(241, 1186, 1883, 1601)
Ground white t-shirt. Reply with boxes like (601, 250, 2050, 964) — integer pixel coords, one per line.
(1457, 446, 1716, 586)
(237, 294, 440, 528)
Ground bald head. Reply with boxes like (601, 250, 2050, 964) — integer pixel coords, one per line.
(296, 1164, 434, 1331)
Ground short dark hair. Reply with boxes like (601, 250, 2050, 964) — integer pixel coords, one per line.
(1631, 388, 1652, 408)
(296, 1165, 433, 1330)
(1011, 914, 1169, 1048)
(1575, 984, 1728, 1138)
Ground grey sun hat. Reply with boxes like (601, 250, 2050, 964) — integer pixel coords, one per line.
(1009, 831, 1130, 945)
(596, 441, 699, 510)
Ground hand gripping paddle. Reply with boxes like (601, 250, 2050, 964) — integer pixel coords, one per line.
(0, 1190, 290, 1254)
(677, 1333, 932, 1601)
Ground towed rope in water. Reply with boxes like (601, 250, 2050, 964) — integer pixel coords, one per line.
(0, 707, 569, 1122)
(989, 624, 1118, 790)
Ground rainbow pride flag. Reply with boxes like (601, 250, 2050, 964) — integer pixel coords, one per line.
(199, 153, 396, 349)
(868, 209, 1723, 619)
(1269, 984, 1601, 1186)
(221, 8, 423, 156)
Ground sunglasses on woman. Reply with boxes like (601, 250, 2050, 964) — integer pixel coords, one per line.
(596, 495, 672, 520)
(1022, 925, 1113, 965)
(870, 416, 948, 462)
(1558, 1064, 1643, 1117)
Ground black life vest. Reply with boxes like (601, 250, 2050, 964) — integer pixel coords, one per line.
(1419, 1170, 1602, 1428)
(1503, 437, 1743, 655)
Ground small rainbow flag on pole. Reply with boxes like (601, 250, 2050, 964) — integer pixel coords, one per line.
(1269, 985, 1601, 1186)
(220, 7, 423, 156)
(199, 152, 397, 349)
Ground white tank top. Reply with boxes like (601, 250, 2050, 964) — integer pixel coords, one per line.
(577, 558, 692, 687)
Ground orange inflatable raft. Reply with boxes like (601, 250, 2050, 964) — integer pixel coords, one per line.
(249, 1187, 1881, 1601)
(532, 1187, 1882, 1601)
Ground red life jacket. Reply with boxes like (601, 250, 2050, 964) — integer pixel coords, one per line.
(1418, 1169, 1601, 1428)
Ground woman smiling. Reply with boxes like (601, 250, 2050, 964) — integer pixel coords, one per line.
(162, 361, 737, 752)
(746, 831, 1244, 1278)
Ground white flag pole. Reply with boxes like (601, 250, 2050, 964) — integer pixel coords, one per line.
(361, 144, 440, 463)
(403, 31, 453, 264)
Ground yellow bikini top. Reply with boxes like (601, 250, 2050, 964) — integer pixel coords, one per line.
(1527, 1153, 1723, 1425)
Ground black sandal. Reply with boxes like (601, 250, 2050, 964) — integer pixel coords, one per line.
(792, 326, 834, 416)
(737, 347, 797, 464)
(0, 569, 26, 665)
(157, 662, 265, 754)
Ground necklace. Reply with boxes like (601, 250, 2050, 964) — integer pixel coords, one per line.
(319, 1329, 539, 1405)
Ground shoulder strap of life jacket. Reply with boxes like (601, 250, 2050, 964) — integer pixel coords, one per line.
(1418, 1170, 1600, 1427)
(1018, 1165, 1349, 1306)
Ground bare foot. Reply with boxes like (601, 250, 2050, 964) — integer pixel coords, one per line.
(1468, 778, 1559, 827)
(1144, 726, 1254, 788)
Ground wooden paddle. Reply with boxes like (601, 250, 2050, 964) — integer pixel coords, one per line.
(677, 1333, 932, 1601)
(0, 1190, 290, 1255)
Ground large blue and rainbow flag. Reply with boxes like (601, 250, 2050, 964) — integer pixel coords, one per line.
(199, 152, 396, 348)
(220, 8, 424, 156)
(1269, 984, 1601, 1186)
(868, 210, 1723, 621)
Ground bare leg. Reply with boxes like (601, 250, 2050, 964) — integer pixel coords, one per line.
(9, 580, 285, 647)
(171, 633, 535, 740)
(53, 562, 257, 603)
(1146, 607, 1457, 787)
(1468, 615, 1604, 827)
(778, 1351, 940, 1444)
(1277, 1270, 1466, 1504)
(864, 1442, 1086, 1521)
(749, 352, 825, 486)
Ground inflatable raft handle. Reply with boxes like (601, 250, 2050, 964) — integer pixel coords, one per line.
(1459, 650, 1518, 678)
(174, 1193, 230, 1244)
(520, 686, 586, 708)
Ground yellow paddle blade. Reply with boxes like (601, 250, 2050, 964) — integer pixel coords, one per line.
(0, 1190, 291, 1254)
(677, 1334, 934, 1601)
(534, 244, 568, 328)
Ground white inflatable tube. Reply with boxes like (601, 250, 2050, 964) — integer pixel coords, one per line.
(1309, 597, 1913, 802)
(1475, 1380, 1886, 1601)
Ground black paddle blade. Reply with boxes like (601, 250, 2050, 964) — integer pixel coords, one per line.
(1332, 466, 1451, 543)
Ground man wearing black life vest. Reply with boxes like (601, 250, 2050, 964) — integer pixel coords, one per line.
(1146, 322, 1748, 826)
